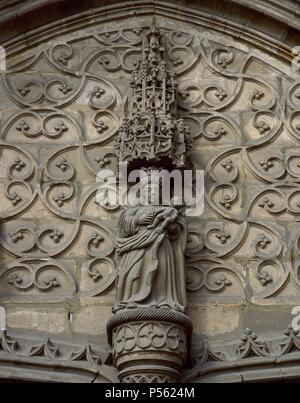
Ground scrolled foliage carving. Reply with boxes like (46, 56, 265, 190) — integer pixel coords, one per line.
(1, 18, 300, 308)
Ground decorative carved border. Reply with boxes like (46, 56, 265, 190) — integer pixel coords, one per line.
(0, 0, 298, 63)
(0, 330, 119, 383)
(107, 308, 193, 345)
(184, 327, 300, 383)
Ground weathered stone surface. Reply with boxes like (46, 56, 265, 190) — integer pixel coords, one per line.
(6, 308, 71, 334)
(72, 305, 112, 336)
(189, 304, 242, 337)
(0, 0, 300, 383)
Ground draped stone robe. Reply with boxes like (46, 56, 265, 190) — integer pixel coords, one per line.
(114, 206, 188, 313)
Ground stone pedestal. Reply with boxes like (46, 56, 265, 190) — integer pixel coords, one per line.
(107, 309, 193, 383)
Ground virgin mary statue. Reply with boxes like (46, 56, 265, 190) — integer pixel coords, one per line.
(114, 174, 188, 314)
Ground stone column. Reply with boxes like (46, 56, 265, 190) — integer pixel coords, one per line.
(107, 309, 192, 383)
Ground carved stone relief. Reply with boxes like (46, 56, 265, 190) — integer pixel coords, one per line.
(107, 21, 193, 383)
(0, 329, 118, 383)
(0, 10, 300, 382)
(184, 325, 300, 383)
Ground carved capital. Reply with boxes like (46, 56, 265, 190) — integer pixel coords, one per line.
(107, 309, 192, 383)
